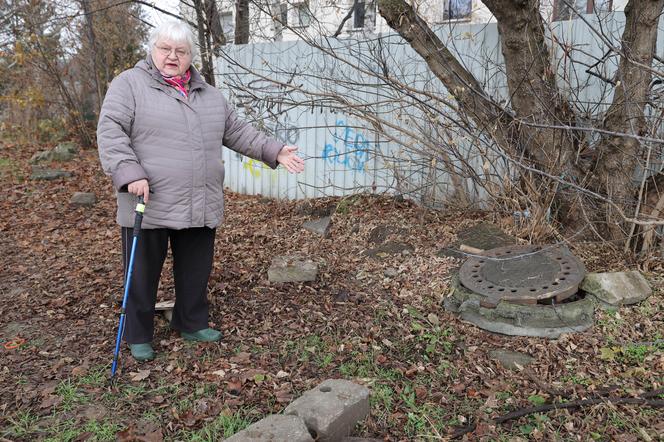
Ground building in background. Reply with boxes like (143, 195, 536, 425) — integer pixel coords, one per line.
(180, 0, 628, 44)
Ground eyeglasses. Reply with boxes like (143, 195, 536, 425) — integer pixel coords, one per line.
(154, 45, 191, 58)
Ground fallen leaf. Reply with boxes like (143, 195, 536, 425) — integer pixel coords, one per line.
(71, 364, 88, 377)
(415, 386, 427, 399)
(229, 352, 251, 364)
(39, 395, 63, 409)
(130, 369, 150, 382)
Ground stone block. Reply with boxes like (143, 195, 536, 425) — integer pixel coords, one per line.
(303, 216, 332, 237)
(268, 256, 318, 283)
(225, 414, 314, 442)
(29, 150, 52, 164)
(30, 166, 72, 180)
(52, 143, 78, 162)
(70, 192, 97, 207)
(488, 349, 534, 370)
(284, 379, 370, 442)
(580, 271, 652, 307)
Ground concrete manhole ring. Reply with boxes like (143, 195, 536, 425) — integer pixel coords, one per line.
(459, 244, 586, 308)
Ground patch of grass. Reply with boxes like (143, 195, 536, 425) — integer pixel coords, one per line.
(560, 374, 591, 386)
(175, 396, 194, 415)
(335, 194, 361, 215)
(120, 384, 147, 399)
(82, 420, 120, 441)
(79, 365, 107, 388)
(56, 379, 88, 411)
(622, 342, 663, 364)
(0, 157, 22, 179)
(4, 410, 39, 438)
(181, 408, 255, 441)
(371, 384, 394, 411)
(596, 308, 624, 336)
(39, 417, 118, 442)
(402, 404, 447, 438)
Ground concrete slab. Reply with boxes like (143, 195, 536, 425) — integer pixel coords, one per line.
(70, 192, 97, 207)
(489, 349, 535, 370)
(284, 379, 370, 442)
(438, 222, 515, 258)
(268, 256, 318, 283)
(30, 167, 72, 181)
(303, 216, 332, 237)
(225, 415, 314, 442)
(580, 271, 652, 307)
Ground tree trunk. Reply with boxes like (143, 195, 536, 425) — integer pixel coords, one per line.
(235, 0, 250, 44)
(193, 0, 215, 86)
(377, 0, 664, 242)
(205, 0, 227, 52)
(594, 0, 664, 239)
(80, 0, 104, 115)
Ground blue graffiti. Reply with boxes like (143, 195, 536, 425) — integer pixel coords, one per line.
(322, 120, 371, 172)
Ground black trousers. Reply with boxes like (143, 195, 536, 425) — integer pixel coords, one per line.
(121, 227, 216, 344)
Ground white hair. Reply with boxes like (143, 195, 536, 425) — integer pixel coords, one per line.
(148, 21, 197, 58)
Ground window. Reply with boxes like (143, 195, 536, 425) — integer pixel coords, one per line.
(279, 2, 288, 25)
(351, 0, 376, 30)
(443, 0, 472, 20)
(295, 1, 313, 27)
(220, 12, 234, 42)
(353, 0, 366, 28)
(273, 2, 288, 40)
(553, 0, 612, 20)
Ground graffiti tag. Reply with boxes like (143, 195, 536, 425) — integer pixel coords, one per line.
(322, 120, 371, 172)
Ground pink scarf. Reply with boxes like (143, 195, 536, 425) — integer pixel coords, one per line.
(162, 69, 191, 98)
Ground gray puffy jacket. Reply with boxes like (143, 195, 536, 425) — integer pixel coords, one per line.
(97, 57, 283, 229)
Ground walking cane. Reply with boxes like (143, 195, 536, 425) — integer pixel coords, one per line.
(110, 195, 146, 379)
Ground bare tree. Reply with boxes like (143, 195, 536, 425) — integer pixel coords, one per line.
(210, 0, 664, 253)
(375, 0, 664, 246)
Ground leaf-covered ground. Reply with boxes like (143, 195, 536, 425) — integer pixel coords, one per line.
(0, 140, 663, 441)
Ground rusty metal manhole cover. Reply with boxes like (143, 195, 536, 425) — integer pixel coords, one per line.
(459, 244, 585, 308)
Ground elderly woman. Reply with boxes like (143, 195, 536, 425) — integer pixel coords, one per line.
(97, 21, 304, 361)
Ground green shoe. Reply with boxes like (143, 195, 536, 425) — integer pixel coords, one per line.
(129, 343, 155, 361)
(181, 328, 222, 342)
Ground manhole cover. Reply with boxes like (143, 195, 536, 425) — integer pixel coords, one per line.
(459, 244, 585, 308)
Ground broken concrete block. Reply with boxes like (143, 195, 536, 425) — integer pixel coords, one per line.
(302, 216, 332, 237)
(581, 271, 652, 307)
(489, 349, 535, 370)
(155, 300, 175, 322)
(70, 192, 97, 207)
(225, 414, 314, 442)
(268, 256, 318, 283)
(444, 275, 594, 339)
(29, 150, 52, 164)
(284, 379, 370, 442)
